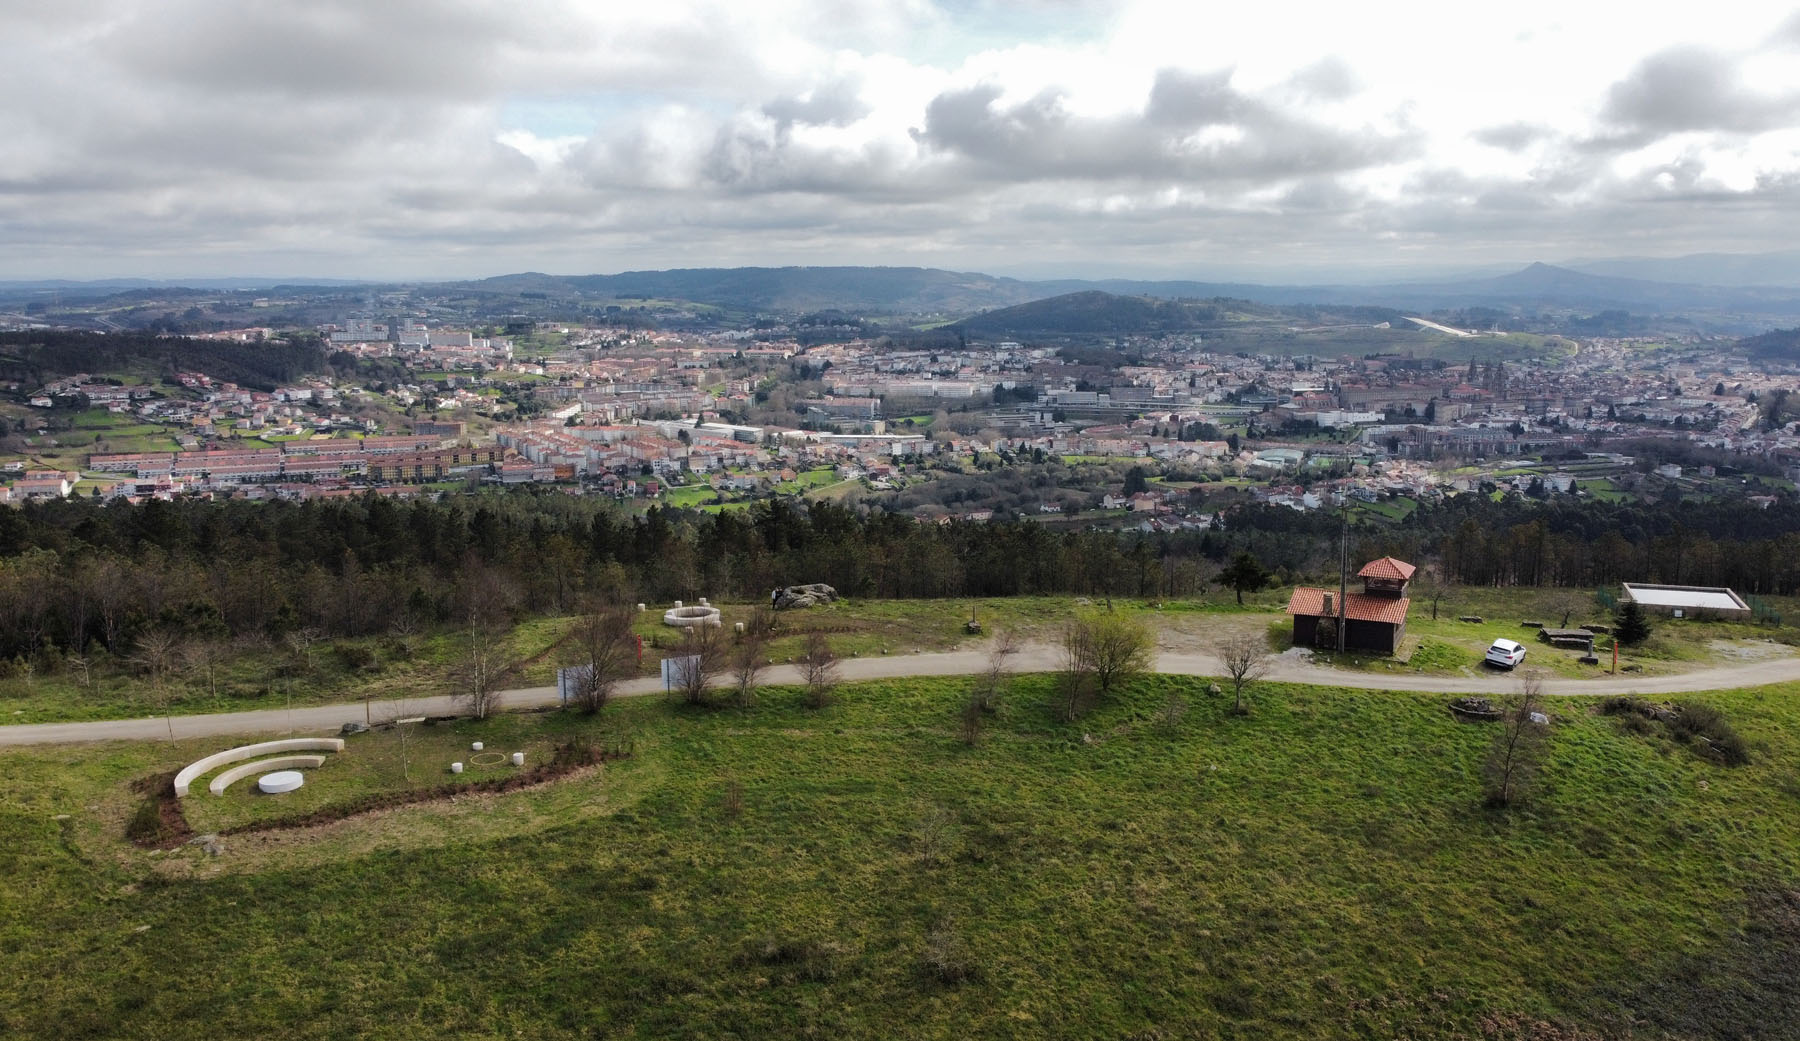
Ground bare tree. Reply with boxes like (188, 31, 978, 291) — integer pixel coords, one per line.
(567, 604, 637, 714)
(970, 629, 1018, 715)
(1057, 612, 1152, 721)
(799, 631, 840, 709)
(1218, 633, 1270, 716)
(181, 639, 226, 703)
(451, 620, 516, 721)
(130, 630, 183, 742)
(130, 630, 182, 694)
(1416, 563, 1448, 621)
(284, 626, 323, 675)
(1057, 618, 1097, 722)
(672, 622, 725, 707)
(1485, 672, 1550, 808)
(729, 607, 773, 710)
(65, 653, 93, 692)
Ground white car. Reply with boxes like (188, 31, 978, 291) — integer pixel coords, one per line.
(1485, 638, 1527, 670)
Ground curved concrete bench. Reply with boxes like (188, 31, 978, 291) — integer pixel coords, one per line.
(174, 738, 345, 797)
(208, 755, 327, 796)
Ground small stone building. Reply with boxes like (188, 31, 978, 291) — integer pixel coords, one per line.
(1286, 556, 1415, 656)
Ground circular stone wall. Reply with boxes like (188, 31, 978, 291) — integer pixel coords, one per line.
(663, 604, 722, 628)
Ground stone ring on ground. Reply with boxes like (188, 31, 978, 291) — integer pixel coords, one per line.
(663, 604, 722, 627)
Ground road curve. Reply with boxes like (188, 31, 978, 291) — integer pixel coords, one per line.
(2, 643, 1797, 747)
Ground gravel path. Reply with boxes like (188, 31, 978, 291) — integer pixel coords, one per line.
(3, 642, 1797, 747)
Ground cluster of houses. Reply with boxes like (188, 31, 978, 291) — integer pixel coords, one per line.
(0, 469, 79, 503)
(498, 417, 936, 486)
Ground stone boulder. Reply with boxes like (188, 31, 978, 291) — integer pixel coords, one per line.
(772, 583, 839, 610)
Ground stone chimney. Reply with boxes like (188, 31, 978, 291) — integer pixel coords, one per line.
(1323, 592, 1334, 615)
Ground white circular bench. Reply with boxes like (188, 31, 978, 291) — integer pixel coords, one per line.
(258, 770, 306, 794)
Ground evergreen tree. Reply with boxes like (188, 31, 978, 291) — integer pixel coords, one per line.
(1614, 598, 1652, 646)
(1219, 552, 1272, 605)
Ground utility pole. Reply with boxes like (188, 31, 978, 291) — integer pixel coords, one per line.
(1336, 501, 1349, 655)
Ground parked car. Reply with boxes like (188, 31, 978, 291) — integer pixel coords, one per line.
(1485, 638, 1527, 670)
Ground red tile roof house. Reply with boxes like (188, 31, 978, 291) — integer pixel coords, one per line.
(1285, 556, 1415, 656)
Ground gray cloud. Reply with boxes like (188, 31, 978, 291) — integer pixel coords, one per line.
(762, 75, 871, 129)
(916, 70, 1415, 185)
(1473, 122, 1549, 151)
(1602, 46, 1800, 137)
(1144, 67, 1250, 126)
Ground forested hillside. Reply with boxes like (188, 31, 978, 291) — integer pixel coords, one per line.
(0, 330, 327, 391)
(1, 489, 1798, 662)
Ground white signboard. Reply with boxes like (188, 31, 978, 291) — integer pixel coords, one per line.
(556, 664, 593, 705)
(660, 655, 701, 691)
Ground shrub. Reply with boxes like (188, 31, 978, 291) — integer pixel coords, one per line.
(1673, 703, 1751, 765)
(335, 644, 379, 672)
(1671, 702, 1724, 740)
(958, 693, 984, 746)
(921, 921, 979, 985)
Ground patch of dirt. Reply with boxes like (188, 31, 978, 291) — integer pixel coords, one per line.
(1708, 639, 1795, 663)
(1154, 612, 1280, 651)
(125, 771, 195, 850)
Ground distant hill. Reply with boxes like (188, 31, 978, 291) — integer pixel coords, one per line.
(950, 291, 1224, 336)
(527, 263, 1800, 318)
(1737, 327, 1800, 360)
(12, 262, 1800, 331)
(0, 277, 373, 296)
(445, 267, 1050, 314)
(1567, 250, 1800, 288)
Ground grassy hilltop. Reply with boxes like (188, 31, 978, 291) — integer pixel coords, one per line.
(4, 673, 1799, 1039)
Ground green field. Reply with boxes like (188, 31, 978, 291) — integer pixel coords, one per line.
(1348, 495, 1417, 522)
(3, 586, 1794, 725)
(772, 467, 839, 494)
(661, 483, 722, 507)
(4, 673, 1798, 1038)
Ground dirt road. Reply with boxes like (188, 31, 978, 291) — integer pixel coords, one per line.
(3, 642, 1797, 747)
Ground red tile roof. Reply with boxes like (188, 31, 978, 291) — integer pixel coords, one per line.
(1357, 556, 1417, 581)
(1286, 588, 1412, 626)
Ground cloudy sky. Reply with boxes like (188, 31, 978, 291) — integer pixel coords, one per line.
(4, 0, 1799, 281)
